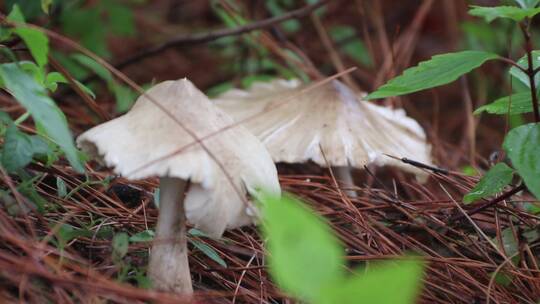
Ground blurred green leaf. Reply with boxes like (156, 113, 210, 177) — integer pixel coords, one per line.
(463, 163, 514, 204)
(469, 5, 540, 23)
(509, 51, 540, 89)
(41, 0, 52, 14)
(56, 177, 67, 198)
(367, 51, 499, 99)
(112, 232, 129, 261)
(261, 194, 344, 302)
(329, 26, 372, 67)
(474, 92, 533, 115)
(492, 272, 513, 287)
(70, 53, 113, 82)
(320, 260, 424, 304)
(7, 3, 26, 23)
(1, 124, 34, 172)
(6, 1, 42, 21)
(515, 0, 540, 9)
(0, 63, 84, 172)
(61, 7, 108, 57)
(106, 2, 135, 36)
(113, 83, 136, 113)
(14, 27, 49, 67)
(503, 123, 540, 199)
(129, 230, 155, 242)
(190, 239, 227, 267)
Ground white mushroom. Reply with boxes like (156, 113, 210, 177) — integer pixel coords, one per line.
(213, 79, 432, 195)
(77, 79, 280, 295)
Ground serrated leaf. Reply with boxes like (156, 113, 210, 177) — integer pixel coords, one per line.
(463, 163, 514, 204)
(261, 194, 344, 302)
(14, 27, 49, 68)
(189, 239, 227, 267)
(509, 51, 540, 89)
(474, 92, 533, 115)
(0, 63, 84, 172)
(320, 260, 424, 304)
(515, 0, 540, 8)
(129, 230, 155, 242)
(503, 123, 540, 199)
(1, 125, 34, 172)
(469, 5, 540, 23)
(367, 51, 499, 99)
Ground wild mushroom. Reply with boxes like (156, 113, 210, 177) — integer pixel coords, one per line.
(213, 79, 432, 195)
(77, 79, 280, 295)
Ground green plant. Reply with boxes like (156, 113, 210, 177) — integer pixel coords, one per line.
(368, 0, 540, 205)
(260, 194, 424, 304)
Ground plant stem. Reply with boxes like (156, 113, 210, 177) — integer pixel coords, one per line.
(148, 177, 193, 295)
(334, 166, 357, 198)
(520, 22, 540, 122)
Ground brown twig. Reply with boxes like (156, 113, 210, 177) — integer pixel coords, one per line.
(450, 184, 526, 222)
(115, 0, 328, 69)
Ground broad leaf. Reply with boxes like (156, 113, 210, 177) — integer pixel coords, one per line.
(475, 92, 533, 115)
(129, 230, 155, 242)
(469, 5, 540, 23)
(261, 194, 344, 302)
(0, 63, 84, 172)
(320, 260, 424, 304)
(1, 125, 34, 172)
(112, 232, 129, 261)
(509, 51, 540, 89)
(463, 163, 514, 204)
(503, 123, 540, 198)
(515, 0, 540, 8)
(14, 27, 49, 68)
(7, 4, 25, 23)
(367, 51, 499, 99)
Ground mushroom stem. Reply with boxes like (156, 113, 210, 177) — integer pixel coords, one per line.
(148, 177, 193, 295)
(333, 166, 357, 198)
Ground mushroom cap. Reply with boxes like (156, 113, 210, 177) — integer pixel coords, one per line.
(213, 79, 432, 180)
(77, 79, 281, 237)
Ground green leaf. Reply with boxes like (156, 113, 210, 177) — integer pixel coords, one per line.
(7, 4, 26, 23)
(320, 260, 424, 304)
(70, 54, 113, 82)
(44, 72, 67, 92)
(129, 230, 155, 242)
(329, 26, 372, 67)
(367, 51, 499, 99)
(190, 239, 227, 267)
(515, 0, 540, 8)
(1, 125, 34, 172)
(14, 27, 49, 67)
(474, 92, 533, 115)
(112, 232, 129, 261)
(509, 51, 540, 89)
(41, 0, 52, 14)
(106, 2, 135, 36)
(469, 5, 540, 23)
(463, 163, 514, 204)
(261, 194, 344, 302)
(0, 63, 84, 172)
(503, 123, 540, 199)
(56, 177, 67, 198)
(113, 83, 136, 113)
